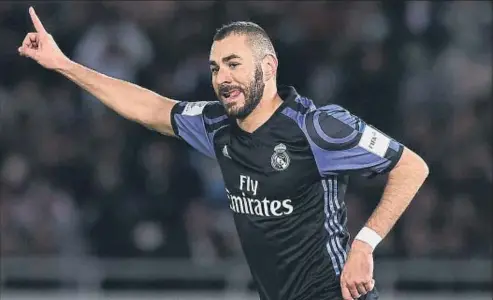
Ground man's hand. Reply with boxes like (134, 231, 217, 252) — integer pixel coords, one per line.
(340, 240, 375, 300)
(18, 7, 70, 70)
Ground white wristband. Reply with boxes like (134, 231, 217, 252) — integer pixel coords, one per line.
(354, 227, 382, 250)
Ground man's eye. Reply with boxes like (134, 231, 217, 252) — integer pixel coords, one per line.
(229, 63, 239, 69)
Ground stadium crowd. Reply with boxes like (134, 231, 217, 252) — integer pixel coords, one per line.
(1, 1, 491, 265)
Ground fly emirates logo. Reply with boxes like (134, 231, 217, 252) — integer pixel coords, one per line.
(226, 175, 293, 217)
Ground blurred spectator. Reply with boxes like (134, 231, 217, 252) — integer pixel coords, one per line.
(72, 5, 154, 119)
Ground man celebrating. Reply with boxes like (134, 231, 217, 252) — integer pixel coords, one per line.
(19, 7, 429, 300)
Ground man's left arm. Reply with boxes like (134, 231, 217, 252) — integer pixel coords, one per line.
(355, 146, 429, 251)
(304, 104, 429, 299)
(304, 104, 429, 242)
(347, 146, 428, 300)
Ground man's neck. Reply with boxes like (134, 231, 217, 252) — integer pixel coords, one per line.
(237, 86, 282, 133)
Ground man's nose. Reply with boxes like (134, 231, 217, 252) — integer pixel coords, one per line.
(215, 68, 232, 85)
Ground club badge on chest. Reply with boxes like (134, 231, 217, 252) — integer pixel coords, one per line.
(271, 143, 290, 171)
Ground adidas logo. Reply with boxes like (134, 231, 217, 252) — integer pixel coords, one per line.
(222, 145, 231, 159)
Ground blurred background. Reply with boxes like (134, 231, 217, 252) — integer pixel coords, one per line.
(0, 1, 491, 300)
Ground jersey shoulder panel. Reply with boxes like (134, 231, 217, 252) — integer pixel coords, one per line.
(282, 99, 404, 177)
(171, 100, 230, 159)
(304, 104, 363, 151)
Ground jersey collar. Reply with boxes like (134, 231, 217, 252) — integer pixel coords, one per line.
(278, 85, 300, 103)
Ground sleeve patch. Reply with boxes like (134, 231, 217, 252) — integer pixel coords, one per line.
(182, 101, 208, 116)
(358, 125, 390, 158)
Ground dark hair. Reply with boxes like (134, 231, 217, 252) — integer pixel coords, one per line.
(213, 21, 277, 60)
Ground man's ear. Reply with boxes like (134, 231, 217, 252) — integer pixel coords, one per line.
(262, 55, 278, 81)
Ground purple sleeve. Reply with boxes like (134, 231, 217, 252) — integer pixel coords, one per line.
(170, 101, 228, 159)
(284, 104, 404, 177)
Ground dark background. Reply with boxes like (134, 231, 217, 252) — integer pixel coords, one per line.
(0, 1, 491, 298)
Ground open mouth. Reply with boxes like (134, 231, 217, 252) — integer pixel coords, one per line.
(221, 89, 242, 102)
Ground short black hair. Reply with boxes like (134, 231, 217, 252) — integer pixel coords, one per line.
(213, 21, 277, 61)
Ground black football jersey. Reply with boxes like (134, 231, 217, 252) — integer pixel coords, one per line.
(170, 86, 403, 300)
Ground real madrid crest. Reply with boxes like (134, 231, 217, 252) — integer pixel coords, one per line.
(271, 143, 290, 171)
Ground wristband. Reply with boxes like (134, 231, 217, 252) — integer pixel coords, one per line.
(354, 227, 382, 250)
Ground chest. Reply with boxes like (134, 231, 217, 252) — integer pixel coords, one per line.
(214, 127, 319, 200)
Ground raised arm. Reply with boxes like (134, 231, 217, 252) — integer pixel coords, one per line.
(18, 7, 178, 136)
(57, 59, 177, 135)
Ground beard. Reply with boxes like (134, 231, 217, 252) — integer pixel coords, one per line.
(217, 65, 265, 120)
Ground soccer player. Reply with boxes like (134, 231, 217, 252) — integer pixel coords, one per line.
(19, 7, 429, 300)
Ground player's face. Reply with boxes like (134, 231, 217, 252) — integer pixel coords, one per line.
(209, 35, 265, 119)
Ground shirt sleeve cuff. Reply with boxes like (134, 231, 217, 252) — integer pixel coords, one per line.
(170, 102, 182, 138)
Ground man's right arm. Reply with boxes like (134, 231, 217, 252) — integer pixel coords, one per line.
(19, 7, 178, 136)
(20, 7, 225, 159)
(57, 59, 178, 136)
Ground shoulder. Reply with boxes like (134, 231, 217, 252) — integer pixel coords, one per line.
(171, 100, 230, 139)
(307, 104, 362, 133)
(300, 104, 364, 150)
(173, 100, 226, 119)
(286, 102, 362, 137)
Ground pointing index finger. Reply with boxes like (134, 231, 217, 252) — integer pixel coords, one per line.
(29, 6, 47, 34)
